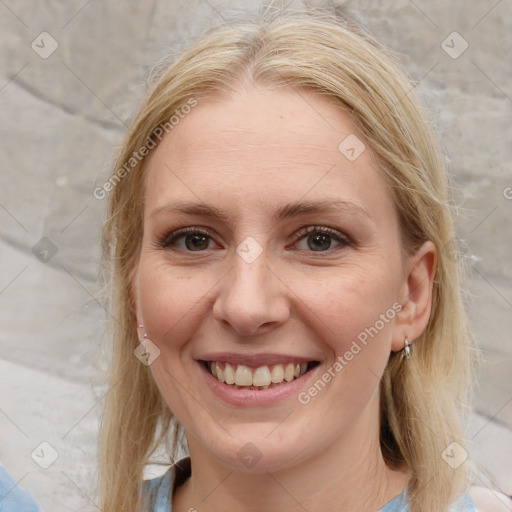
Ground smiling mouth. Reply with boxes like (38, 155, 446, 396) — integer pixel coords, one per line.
(202, 361, 320, 390)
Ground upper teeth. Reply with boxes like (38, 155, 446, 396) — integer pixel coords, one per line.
(209, 362, 308, 388)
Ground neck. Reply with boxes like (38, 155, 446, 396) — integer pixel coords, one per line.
(173, 395, 410, 512)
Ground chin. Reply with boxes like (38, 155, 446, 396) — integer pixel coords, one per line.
(196, 424, 317, 475)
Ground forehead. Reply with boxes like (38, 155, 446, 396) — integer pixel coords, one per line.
(143, 86, 397, 227)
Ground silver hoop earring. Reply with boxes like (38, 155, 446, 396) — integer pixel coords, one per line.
(403, 337, 412, 360)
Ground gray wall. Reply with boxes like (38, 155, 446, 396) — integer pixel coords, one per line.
(0, 1, 510, 509)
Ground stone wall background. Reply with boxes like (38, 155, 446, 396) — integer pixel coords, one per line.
(0, 1, 511, 510)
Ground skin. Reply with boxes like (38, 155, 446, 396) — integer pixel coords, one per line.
(133, 85, 437, 512)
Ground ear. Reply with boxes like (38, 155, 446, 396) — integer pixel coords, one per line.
(391, 240, 437, 352)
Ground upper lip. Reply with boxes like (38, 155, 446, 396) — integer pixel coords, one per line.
(195, 352, 318, 367)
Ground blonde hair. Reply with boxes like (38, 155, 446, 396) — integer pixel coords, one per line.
(99, 6, 476, 512)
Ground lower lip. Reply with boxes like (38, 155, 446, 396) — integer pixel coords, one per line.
(197, 362, 319, 406)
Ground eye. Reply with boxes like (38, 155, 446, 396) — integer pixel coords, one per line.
(158, 227, 215, 252)
(292, 226, 350, 252)
(157, 225, 350, 253)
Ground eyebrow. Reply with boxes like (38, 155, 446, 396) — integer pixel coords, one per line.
(151, 198, 372, 223)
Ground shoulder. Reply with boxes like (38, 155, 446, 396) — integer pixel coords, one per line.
(469, 486, 512, 512)
(143, 467, 173, 512)
(142, 458, 191, 512)
(0, 464, 41, 512)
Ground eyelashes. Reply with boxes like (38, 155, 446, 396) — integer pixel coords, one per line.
(155, 225, 352, 254)
(157, 227, 215, 252)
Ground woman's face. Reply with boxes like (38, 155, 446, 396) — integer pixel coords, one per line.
(133, 86, 423, 473)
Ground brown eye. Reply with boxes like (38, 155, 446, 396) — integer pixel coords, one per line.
(157, 225, 350, 254)
(160, 228, 215, 251)
(293, 226, 350, 252)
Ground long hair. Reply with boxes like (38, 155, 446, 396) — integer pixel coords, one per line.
(98, 6, 477, 511)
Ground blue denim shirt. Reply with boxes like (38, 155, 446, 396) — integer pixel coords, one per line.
(0, 464, 41, 512)
(143, 458, 480, 512)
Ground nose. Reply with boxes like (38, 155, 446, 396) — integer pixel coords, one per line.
(212, 249, 290, 337)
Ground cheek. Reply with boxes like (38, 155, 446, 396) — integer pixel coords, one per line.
(293, 264, 400, 362)
(136, 259, 213, 419)
(138, 254, 401, 352)
(137, 259, 207, 353)
(291, 269, 399, 420)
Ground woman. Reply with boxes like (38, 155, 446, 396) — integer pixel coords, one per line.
(98, 6, 509, 512)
